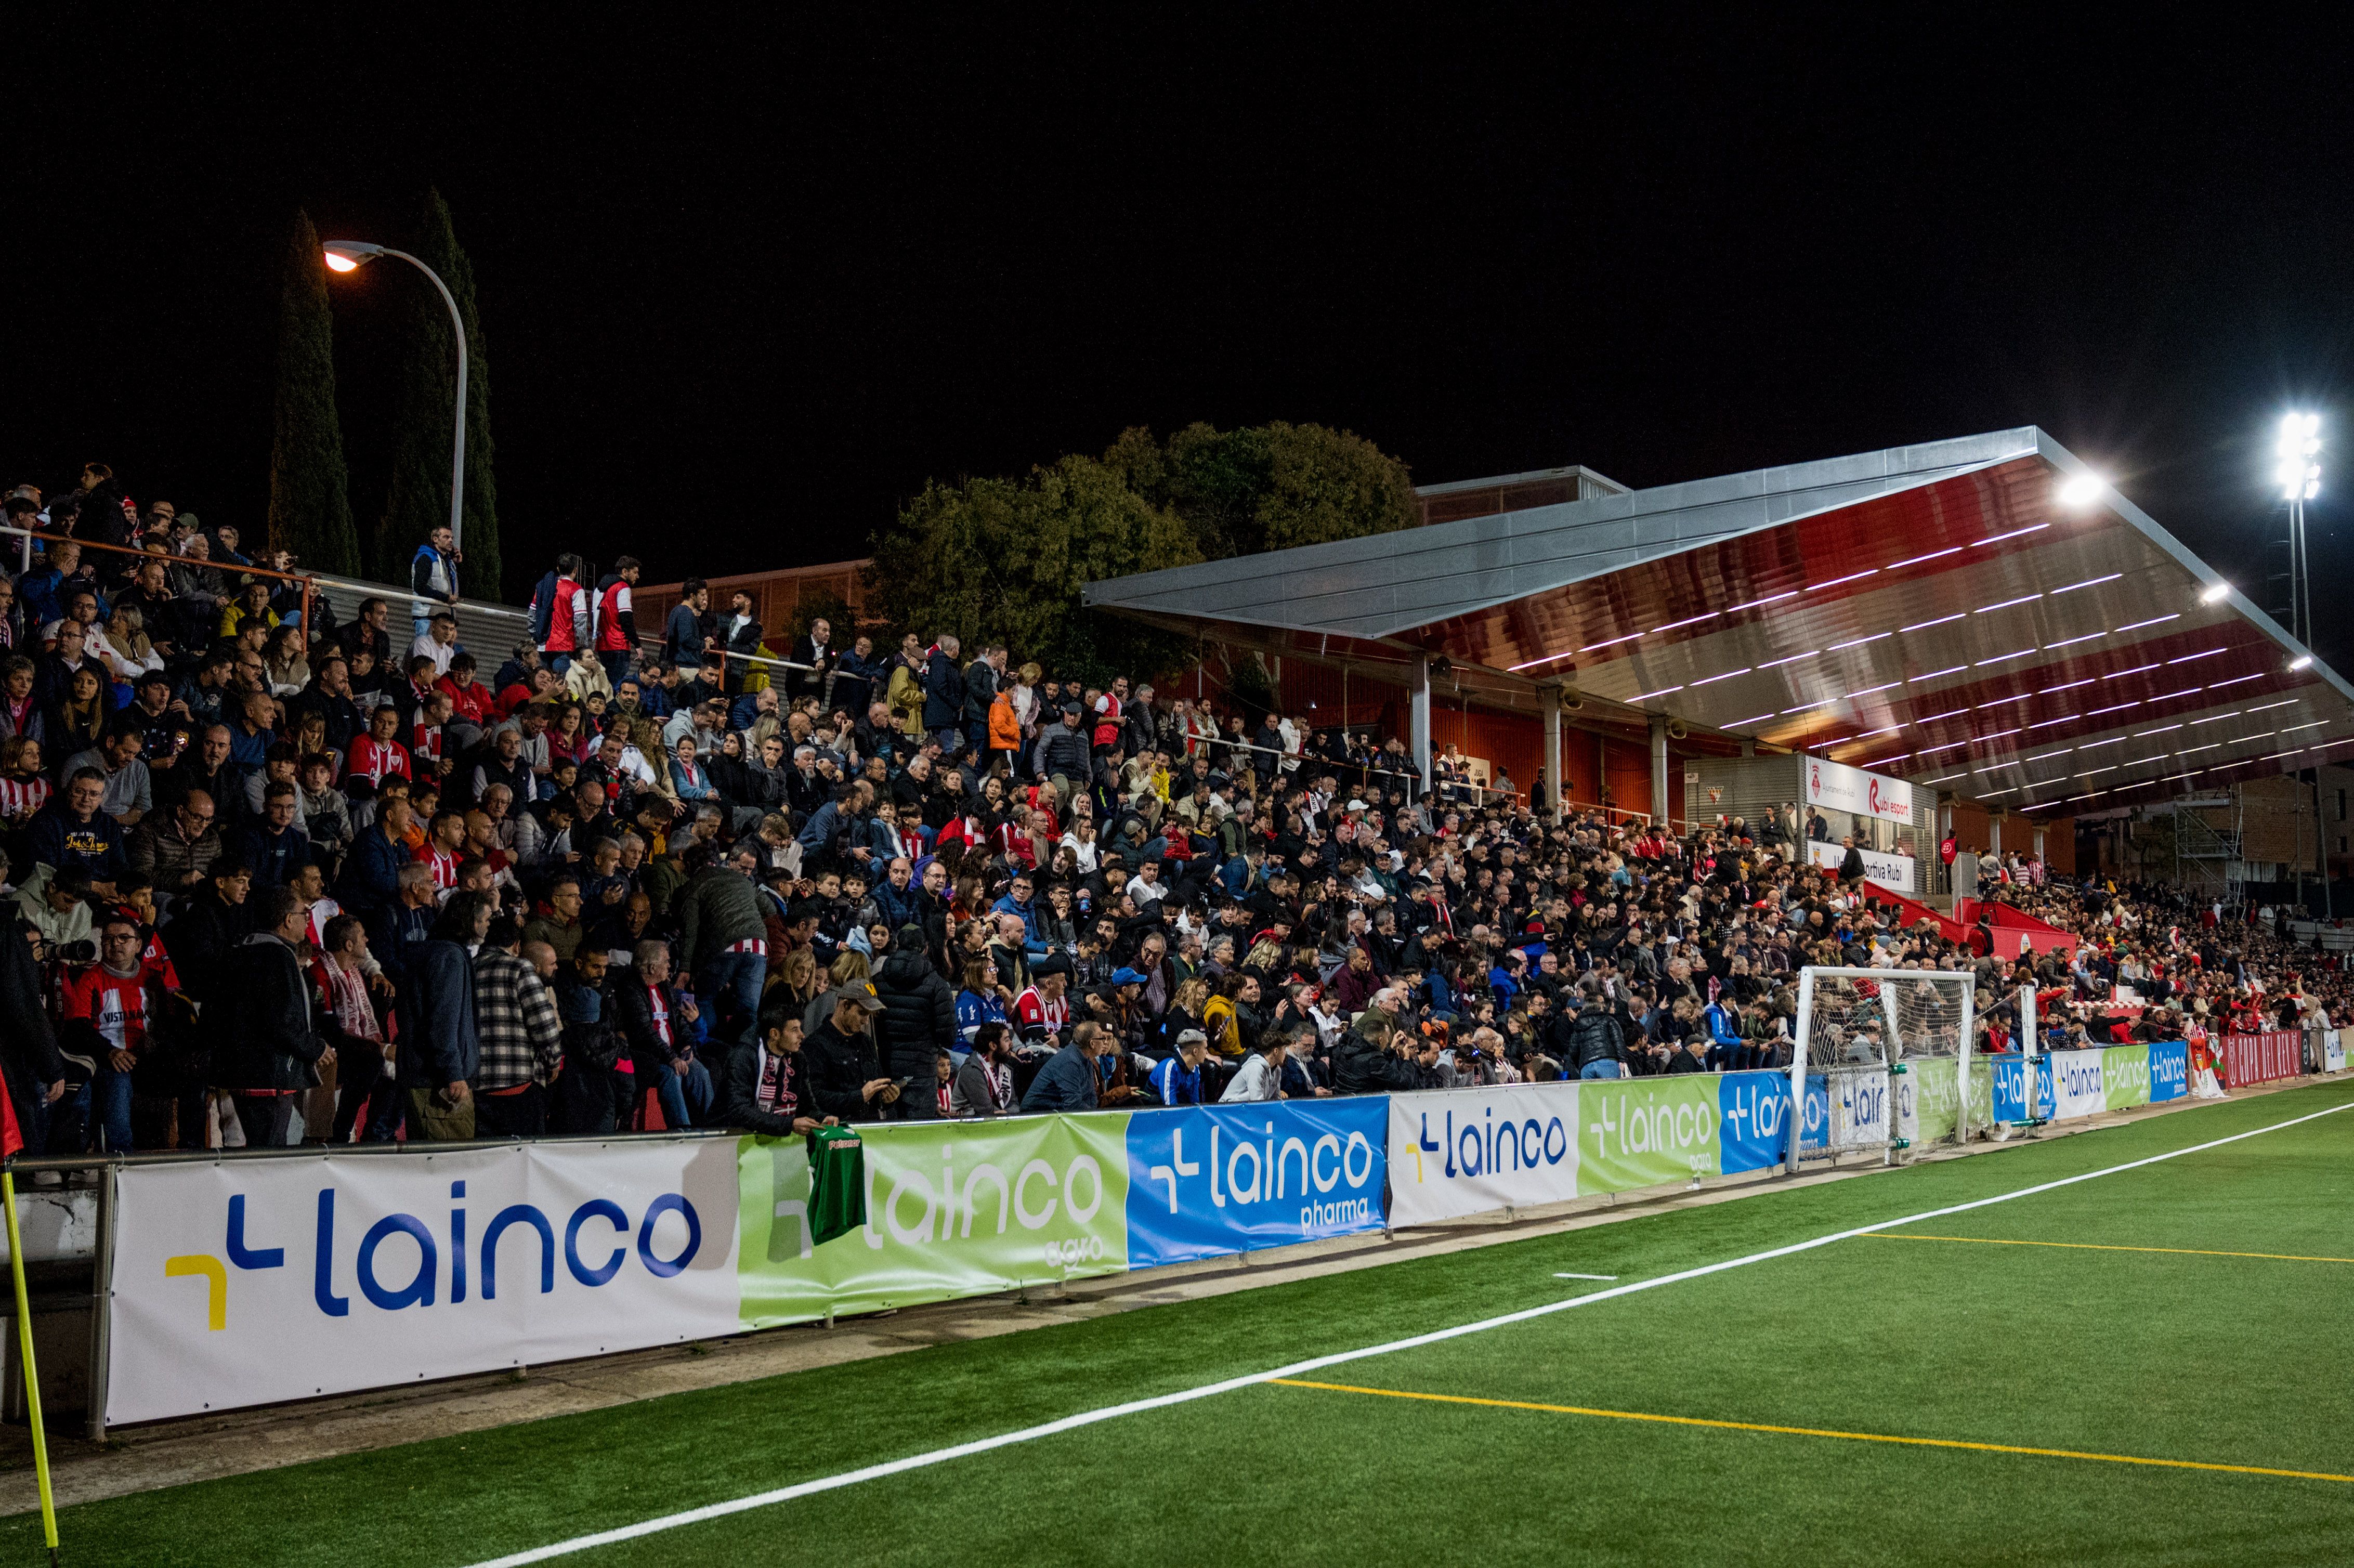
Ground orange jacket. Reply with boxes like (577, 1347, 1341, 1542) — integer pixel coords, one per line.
(988, 691, 1021, 750)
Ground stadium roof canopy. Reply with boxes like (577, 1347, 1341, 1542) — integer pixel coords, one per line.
(1082, 427, 2353, 815)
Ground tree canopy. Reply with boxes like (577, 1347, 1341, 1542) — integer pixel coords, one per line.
(871, 421, 1414, 682)
(373, 188, 502, 597)
(264, 209, 361, 575)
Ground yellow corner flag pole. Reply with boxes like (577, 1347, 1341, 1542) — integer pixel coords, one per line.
(4, 1167, 62, 1564)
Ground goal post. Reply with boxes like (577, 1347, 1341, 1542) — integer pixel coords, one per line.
(1783, 966, 1976, 1174)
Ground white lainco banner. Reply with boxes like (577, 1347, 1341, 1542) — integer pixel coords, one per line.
(1387, 1084, 1581, 1225)
(1807, 840, 1917, 894)
(107, 1139, 744, 1425)
(1804, 756, 1913, 824)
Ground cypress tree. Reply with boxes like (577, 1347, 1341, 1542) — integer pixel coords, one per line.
(265, 210, 361, 575)
(374, 188, 502, 598)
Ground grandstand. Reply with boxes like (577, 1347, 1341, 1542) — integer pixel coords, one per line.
(0, 432, 2350, 1566)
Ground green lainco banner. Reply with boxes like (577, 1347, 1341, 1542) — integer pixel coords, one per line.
(1578, 1075, 1720, 1195)
(736, 1112, 1133, 1327)
(1905, 1059, 1993, 1145)
(2100, 1044, 2152, 1112)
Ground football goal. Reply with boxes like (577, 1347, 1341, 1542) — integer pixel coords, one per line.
(1785, 966, 1976, 1171)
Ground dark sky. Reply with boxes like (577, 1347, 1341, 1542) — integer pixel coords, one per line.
(11, 15, 2354, 661)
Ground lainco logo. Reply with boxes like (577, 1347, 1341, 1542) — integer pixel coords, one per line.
(164, 1184, 702, 1329)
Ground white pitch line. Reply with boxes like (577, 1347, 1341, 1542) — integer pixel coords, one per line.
(1553, 1273, 1620, 1280)
(465, 1097, 2354, 1567)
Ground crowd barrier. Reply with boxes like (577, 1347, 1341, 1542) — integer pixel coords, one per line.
(87, 1037, 2349, 1428)
(2219, 1030, 2305, 1088)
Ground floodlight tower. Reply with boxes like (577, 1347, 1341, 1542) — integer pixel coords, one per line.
(2275, 412, 2322, 648)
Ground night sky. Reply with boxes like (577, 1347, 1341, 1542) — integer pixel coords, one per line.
(11, 16, 2354, 664)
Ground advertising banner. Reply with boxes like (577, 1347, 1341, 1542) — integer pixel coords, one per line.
(1824, 1067, 1892, 1151)
(1578, 1075, 1720, 1194)
(108, 1138, 744, 1426)
(736, 1112, 1132, 1328)
(2049, 1049, 2107, 1121)
(1126, 1100, 1387, 1263)
(2099, 1045, 2152, 1112)
(2147, 1040, 2189, 1104)
(2219, 1030, 2304, 1087)
(2327, 1031, 2348, 1074)
(1990, 1054, 2054, 1123)
(1717, 1072, 1799, 1173)
(1387, 1084, 1579, 1225)
(1806, 840, 1917, 893)
(1803, 755, 1914, 824)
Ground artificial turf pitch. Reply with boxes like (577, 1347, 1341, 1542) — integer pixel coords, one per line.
(19, 1079, 2354, 1567)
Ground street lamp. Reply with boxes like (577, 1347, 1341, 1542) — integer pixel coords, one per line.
(2275, 412, 2321, 648)
(322, 239, 469, 556)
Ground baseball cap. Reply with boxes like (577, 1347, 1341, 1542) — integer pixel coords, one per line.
(1110, 967, 1147, 985)
(830, 980, 882, 1013)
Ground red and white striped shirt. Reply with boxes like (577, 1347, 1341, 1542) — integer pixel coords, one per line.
(345, 735, 413, 787)
(414, 844, 458, 891)
(0, 774, 50, 820)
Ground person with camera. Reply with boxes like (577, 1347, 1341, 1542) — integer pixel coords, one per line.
(57, 914, 169, 1151)
(801, 979, 898, 1123)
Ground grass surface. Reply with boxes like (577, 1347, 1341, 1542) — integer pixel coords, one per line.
(20, 1080, 2354, 1567)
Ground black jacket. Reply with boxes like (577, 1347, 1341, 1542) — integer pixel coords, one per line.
(873, 950, 956, 1078)
(214, 932, 329, 1091)
(1331, 1030, 1417, 1094)
(612, 965, 693, 1069)
(802, 1020, 882, 1122)
(921, 648, 966, 730)
(0, 918, 66, 1135)
(718, 1038, 808, 1136)
(1566, 1009, 1627, 1070)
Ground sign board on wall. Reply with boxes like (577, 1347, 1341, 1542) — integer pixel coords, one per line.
(1804, 756, 1913, 824)
(1806, 840, 1917, 893)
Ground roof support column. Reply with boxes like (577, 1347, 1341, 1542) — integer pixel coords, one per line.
(1410, 651, 1432, 796)
(1541, 683, 1563, 818)
(1990, 813, 2003, 863)
(1649, 713, 1670, 832)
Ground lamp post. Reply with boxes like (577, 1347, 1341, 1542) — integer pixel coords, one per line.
(323, 239, 468, 556)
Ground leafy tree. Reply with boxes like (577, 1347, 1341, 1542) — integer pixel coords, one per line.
(373, 189, 502, 597)
(1106, 420, 1416, 558)
(870, 454, 1199, 684)
(264, 210, 361, 575)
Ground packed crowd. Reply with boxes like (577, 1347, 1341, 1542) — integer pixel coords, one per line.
(0, 462, 2343, 1157)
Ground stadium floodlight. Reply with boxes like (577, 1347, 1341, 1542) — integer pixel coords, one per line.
(2198, 582, 2231, 605)
(2274, 413, 2322, 648)
(2277, 411, 2322, 500)
(321, 238, 469, 556)
(2290, 654, 2314, 670)
(2055, 473, 2105, 509)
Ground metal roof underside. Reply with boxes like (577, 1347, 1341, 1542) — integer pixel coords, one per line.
(1084, 428, 2354, 814)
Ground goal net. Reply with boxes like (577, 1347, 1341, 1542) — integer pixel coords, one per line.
(1789, 967, 1976, 1168)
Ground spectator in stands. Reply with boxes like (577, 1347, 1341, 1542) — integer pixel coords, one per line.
(214, 885, 335, 1147)
(409, 524, 462, 639)
(664, 578, 713, 671)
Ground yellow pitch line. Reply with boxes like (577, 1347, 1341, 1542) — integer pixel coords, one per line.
(1860, 1233, 2354, 1265)
(1267, 1380, 2354, 1486)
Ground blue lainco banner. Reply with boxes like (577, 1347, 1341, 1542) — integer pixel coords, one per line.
(2147, 1040, 2189, 1104)
(1991, 1055, 2056, 1122)
(1122, 1099, 1389, 1269)
(1716, 1071, 1832, 1172)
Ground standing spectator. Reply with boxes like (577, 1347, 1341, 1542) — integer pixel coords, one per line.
(214, 885, 335, 1147)
(399, 891, 488, 1140)
(533, 554, 591, 674)
(676, 842, 767, 1044)
(800, 978, 897, 1122)
(408, 523, 462, 640)
(470, 917, 564, 1136)
(663, 578, 714, 671)
(717, 590, 764, 696)
(922, 634, 966, 758)
(594, 556, 642, 691)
